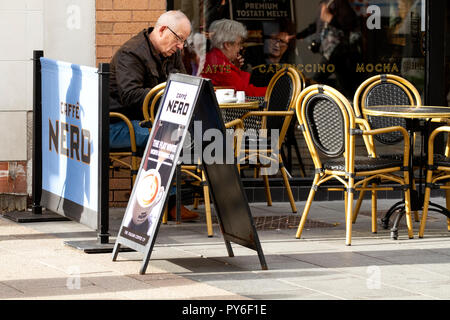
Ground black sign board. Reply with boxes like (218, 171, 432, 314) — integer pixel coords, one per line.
(230, 0, 294, 22)
(112, 73, 267, 274)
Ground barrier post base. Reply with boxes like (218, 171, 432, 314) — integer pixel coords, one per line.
(3, 210, 70, 223)
(64, 240, 135, 254)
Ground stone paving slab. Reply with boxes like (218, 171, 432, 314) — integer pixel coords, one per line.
(1, 198, 450, 301)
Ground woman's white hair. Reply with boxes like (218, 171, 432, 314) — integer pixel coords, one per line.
(155, 10, 191, 30)
(209, 19, 247, 49)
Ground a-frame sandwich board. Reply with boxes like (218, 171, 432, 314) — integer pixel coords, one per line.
(112, 73, 267, 274)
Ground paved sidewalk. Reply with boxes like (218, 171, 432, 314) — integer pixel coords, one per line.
(1, 198, 450, 300)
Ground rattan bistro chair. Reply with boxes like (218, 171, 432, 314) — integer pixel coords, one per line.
(352, 74, 422, 226)
(419, 126, 450, 238)
(295, 84, 414, 245)
(109, 112, 140, 186)
(238, 66, 305, 213)
(142, 82, 166, 126)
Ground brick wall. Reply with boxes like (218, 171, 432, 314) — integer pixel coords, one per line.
(109, 155, 141, 207)
(96, 0, 166, 65)
(0, 161, 28, 212)
(96, 0, 166, 206)
(0, 162, 27, 194)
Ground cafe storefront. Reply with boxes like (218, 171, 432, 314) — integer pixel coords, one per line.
(167, 0, 449, 185)
(169, 0, 448, 102)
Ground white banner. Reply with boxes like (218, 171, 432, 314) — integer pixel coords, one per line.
(41, 57, 99, 227)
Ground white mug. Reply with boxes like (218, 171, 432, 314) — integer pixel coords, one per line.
(236, 91, 246, 103)
(215, 89, 234, 103)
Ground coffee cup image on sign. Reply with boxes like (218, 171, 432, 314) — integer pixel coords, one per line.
(132, 169, 164, 225)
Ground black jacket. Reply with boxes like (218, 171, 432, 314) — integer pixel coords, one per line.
(109, 27, 186, 121)
(296, 0, 358, 40)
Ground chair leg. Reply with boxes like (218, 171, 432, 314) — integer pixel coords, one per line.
(162, 204, 168, 224)
(446, 183, 450, 232)
(176, 166, 182, 224)
(202, 171, 214, 237)
(412, 178, 419, 222)
(262, 173, 272, 206)
(404, 188, 414, 239)
(193, 197, 200, 210)
(345, 187, 354, 246)
(352, 183, 367, 224)
(344, 192, 348, 222)
(418, 186, 432, 238)
(280, 166, 297, 213)
(296, 175, 319, 239)
(371, 184, 377, 234)
(131, 155, 139, 186)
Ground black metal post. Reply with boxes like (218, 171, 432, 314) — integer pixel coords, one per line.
(425, 0, 446, 106)
(32, 50, 43, 215)
(166, 0, 174, 10)
(97, 63, 110, 244)
(425, 0, 447, 154)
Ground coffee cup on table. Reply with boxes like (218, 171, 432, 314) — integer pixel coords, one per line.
(236, 91, 246, 103)
(215, 89, 234, 103)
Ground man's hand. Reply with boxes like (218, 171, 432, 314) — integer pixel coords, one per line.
(320, 3, 333, 23)
(139, 120, 152, 128)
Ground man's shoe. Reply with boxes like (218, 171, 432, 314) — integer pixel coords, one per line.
(169, 205, 199, 221)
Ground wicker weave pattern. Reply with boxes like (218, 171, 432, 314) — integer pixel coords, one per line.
(366, 83, 410, 145)
(306, 97, 345, 157)
(246, 95, 265, 105)
(266, 74, 294, 130)
(221, 108, 261, 130)
(324, 156, 403, 171)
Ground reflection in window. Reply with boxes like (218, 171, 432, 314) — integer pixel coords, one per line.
(446, 3, 450, 106)
(176, 0, 425, 98)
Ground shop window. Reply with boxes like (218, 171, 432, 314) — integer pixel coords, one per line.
(446, 3, 450, 106)
(174, 0, 425, 98)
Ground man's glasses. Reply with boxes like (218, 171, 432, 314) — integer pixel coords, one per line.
(269, 38, 289, 46)
(166, 26, 189, 48)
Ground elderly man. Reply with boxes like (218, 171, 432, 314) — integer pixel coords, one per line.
(109, 10, 191, 149)
(109, 10, 198, 221)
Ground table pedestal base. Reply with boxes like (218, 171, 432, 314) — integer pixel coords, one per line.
(381, 200, 450, 240)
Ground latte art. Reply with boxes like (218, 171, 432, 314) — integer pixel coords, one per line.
(137, 170, 161, 208)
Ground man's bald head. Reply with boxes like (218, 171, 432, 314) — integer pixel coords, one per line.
(150, 10, 192, 57)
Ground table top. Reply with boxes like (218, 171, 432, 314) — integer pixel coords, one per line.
(219, 100, 259, 109)
(363, 105, 450, 119)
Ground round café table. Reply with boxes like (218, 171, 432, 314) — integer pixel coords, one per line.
(219, 100, 261, 130)
(363, 105, 450, 239)
(363, 105, 450, 121)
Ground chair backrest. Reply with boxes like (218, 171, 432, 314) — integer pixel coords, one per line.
(109, 112, 137, 152)
(296, 85, 356, 170)
(109, 112, 139, 184)
(353, 74, 421, 145)
(142, 82, 166, 124)
(262, 67, 303, 144)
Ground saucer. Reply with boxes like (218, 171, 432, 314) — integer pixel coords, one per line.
(218, 97, 238, 103)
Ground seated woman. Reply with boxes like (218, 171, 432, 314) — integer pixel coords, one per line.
(245, 20, 296, 87)
(200, 19, 267, 97)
